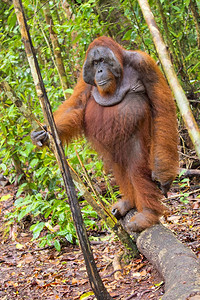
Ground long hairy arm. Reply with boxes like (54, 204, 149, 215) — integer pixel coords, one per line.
(127, 50, 179, 189)
(31, 77, 91, 147)
(53, 78, 92, 144)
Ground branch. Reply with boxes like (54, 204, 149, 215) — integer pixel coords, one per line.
(137, 225, 200, 300)
(121, 210, 200, 299)
(180, 168, 200, 176)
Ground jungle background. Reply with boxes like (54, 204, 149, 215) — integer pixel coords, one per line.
(0, 0, 200, 299)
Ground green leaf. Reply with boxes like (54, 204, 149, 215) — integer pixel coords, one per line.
(45, 222, 54, 232)
(31, 222, 45, 239)
(0, 194, 12, 202)
(184, 0, 190, 7)
(154, 281, 164, 287)
(54, 239, 61, 251)
(65, 232, 73, 243)
(16, 183, 29, 197)
(122, 30, 132, 41)
(44, 208, 53, 218)
(35, 167, 47, 177)
(7, 10, 17, 30)
(64, 88, 74, 94)
(15, 196, 31, 208)
(16, 243, 24, 250)
(80, 292, 94, 299)
(189, 62, 200, 73)
(58, 212, 65, 222)
(0, 164, 7, 172)
(18, 208, 29, 221)
(57, 229, 69, 236)
(39, 239, 47, 248)
(30, 158, 39, 168)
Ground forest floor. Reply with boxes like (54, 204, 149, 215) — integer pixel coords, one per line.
(0, 180, 199, 300)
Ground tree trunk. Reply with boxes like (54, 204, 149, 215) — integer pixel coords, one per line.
(137, 225, 200, 300)
(121, 211, 200, 300)
(190, 0, 200, 48)
(42, 1, 70, 100)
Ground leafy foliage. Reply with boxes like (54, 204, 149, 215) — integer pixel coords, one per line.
(0, 0, 199, 248)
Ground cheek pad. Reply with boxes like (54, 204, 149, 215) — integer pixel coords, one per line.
(83, 58, 96, 86)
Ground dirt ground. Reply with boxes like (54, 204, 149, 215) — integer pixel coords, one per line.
(0, 183, 199, 300)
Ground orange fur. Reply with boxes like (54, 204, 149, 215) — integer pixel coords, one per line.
(53, 78, 91, 144)
(52, 36, 179, 231)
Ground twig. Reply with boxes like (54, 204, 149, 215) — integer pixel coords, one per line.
(74, 146, 113, 215)
(102, 269, 122, 279)
(125, 292, 138, 300)
(178, 151, 199, 160)
(180, 168, 200, 176)
(168, 188, 200, 200)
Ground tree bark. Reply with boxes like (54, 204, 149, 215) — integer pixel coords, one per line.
(137, 225, 200, 300)
(190, 0, 200, 48)
(121, 211, 200, 300)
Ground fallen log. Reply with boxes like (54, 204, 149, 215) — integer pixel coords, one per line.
(121, 211, 200, 300)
